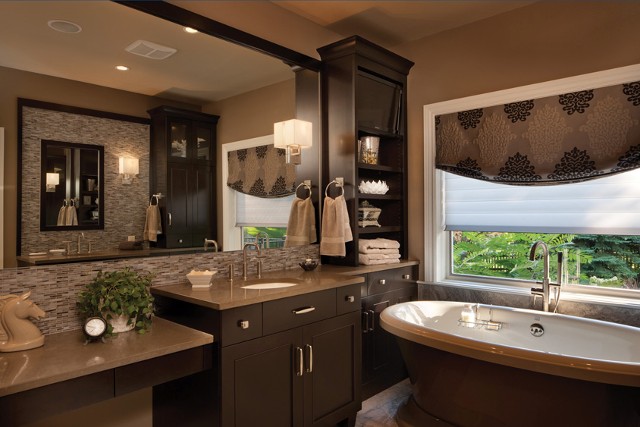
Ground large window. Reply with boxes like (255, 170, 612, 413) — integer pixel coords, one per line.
(423, 64, 640, 301)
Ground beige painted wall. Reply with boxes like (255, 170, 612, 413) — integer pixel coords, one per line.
(393, 1, 640, 279)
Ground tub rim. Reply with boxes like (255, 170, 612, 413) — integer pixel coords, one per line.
(380, 300, 640, 387)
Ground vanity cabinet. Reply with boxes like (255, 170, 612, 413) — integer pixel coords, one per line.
(318, 36, 414, 266)
(148, 106, 219, 248)
(153, 283, 362, 427)
(360, 264, 418, 399)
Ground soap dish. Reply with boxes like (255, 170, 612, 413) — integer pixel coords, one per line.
(299, 259, 318, 271)
(186, 269, 216, 288)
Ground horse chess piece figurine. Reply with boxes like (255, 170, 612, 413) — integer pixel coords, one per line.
(0, 291, 46, 352)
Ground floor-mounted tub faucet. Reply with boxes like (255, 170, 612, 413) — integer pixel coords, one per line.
(529, 241, 561, 312)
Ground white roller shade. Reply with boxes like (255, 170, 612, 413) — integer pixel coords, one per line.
(235, 193, 294, 227)
(444, 168, 640, 235)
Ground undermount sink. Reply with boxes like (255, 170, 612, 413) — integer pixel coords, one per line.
(241, 281, 299, 290)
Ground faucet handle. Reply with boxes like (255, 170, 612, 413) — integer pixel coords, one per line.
(227, 263, 235, 282)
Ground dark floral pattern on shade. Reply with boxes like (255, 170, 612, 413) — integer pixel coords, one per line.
(229, 180, 244, 192)
(623, 81, 640, 106)
(614, 144, 640, 170)
(256, 145, 268, 158)
(269, 176, 291, 196)
(558, 90, 594, 115)
(494, 152, 541, 182)
(442, 158, 488, 180)
(458, 109, 483, 129)
(249, 179, 267, 197)
(504, 100, 535, 123)
(236, 149, 248, 162)
(548, 147, 602, 180)
(276, 148, 286, 157)
(435, 115, 441, 129)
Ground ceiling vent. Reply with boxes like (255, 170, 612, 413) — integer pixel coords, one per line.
(125, 40, 177, 60)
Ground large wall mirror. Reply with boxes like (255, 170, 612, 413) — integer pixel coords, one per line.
(4, 1, 320, 265)
(40, 140, 104, 231)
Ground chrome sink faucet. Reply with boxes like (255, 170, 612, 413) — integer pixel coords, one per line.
(204, 238, 218, 252)
(242, 242, 261, 280)
(77, 232, 85, 254)
(255, 231, 270, 250)
(529, 241, 561, 312)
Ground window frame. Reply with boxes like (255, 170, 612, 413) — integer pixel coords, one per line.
(423, 64, 640, 305)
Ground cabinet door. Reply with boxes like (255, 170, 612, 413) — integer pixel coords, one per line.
(221, 329, 303, 427)
(167, 118, 190, 161)
(190, 164, 213, 243)
(166, 163, 191, 247)
(193, 120, 214, 163)
(303, 311, 361, 427)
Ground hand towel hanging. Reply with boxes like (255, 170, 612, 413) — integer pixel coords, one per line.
(284, 196, 317, 247)
(143, 199, 162, 242)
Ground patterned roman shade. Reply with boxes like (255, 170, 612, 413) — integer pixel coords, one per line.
(227, 144, 296, 197)
(435, 81, 640, 185)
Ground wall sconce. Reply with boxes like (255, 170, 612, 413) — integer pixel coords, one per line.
(119, 156, 139, 184)
(273, 119, 312, 165)
(45, 172, 59, 192)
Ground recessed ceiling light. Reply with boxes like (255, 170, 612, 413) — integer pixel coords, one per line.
(184, 27, 198, 34)
(47, 20, 82, 34)
(116, 65, 129, 71)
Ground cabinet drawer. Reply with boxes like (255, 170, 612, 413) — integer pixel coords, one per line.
(263, 289, 336, 335)
(367, 266, 415, 296)
(221, 304, 263, 346)
(336, 284, 361, 315)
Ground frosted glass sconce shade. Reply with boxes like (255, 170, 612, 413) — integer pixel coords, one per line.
(273, 119, 312, 164)
(119, 156, 139, 184)
(46, 172, 59, 192)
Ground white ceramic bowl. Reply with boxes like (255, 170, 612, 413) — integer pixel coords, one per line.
(186, 269, 216, 288)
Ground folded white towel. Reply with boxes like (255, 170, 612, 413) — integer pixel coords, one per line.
(143, 204, 162, 242)
(320, 195, 352, 256)
(359, 247, 400, 255)
(359, 253, 401, 262)
(358, 254, 401, 266)
(285, 197, 317, 247)
(358, 238, 400, 252)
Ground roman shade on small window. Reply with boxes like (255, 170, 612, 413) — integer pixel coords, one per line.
(227, 144, 296, 197)
(444, 168, 640, 235)
(235, 192, 294, 227)
(435, 81, 640, 185)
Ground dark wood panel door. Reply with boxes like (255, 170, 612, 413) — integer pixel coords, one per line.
(303, 311, 361, 427)
(166, 163, 191, 247)
(221, 328, 303, 427)
(190, 164, 213, 244)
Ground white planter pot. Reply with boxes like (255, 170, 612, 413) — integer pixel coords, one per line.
(108, 313, 136, 333)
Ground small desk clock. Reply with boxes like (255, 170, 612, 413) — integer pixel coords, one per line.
(83, 316, 107, 344)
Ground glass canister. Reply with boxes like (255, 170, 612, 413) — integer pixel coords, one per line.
(358, 136, 380, 165)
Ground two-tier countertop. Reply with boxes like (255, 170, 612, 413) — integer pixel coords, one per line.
(0, 318, 213, 398)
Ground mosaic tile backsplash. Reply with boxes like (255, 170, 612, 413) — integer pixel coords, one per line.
(0, 245, 319, 337)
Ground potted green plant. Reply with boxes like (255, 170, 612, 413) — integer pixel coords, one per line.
(77, 267, 154, 335)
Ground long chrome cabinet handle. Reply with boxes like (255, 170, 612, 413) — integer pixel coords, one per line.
(362, 311, 370, 333)
(296, 347, 304, 376)
(292, 306, 315, 315)
(168, 212, 172, 226)
(368, 309, 375, 332)
(305, 344, 313, 373)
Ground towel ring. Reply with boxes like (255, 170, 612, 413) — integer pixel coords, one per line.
(325, 179, 344, 197)
(296, 182, 312, 199)
(62, 199, 68, 207)
(150, 195, 159, 206)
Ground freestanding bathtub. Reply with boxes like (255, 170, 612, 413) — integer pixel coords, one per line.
(380, 301, 640, 427)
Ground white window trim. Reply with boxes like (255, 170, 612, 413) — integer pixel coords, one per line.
(221, 134, 274, 252)
(423, 64, 640, 308)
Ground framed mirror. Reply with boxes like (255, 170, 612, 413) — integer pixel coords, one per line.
(40, 140, 104, 231)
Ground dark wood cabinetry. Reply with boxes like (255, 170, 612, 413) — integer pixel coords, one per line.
(318, 36, 414, 266)
(153, 284, 362, 427)
(360, 264, 418, 399)
(148, 106, 219, 248)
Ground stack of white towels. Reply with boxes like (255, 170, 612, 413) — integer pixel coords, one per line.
(358, 238, 401, 265)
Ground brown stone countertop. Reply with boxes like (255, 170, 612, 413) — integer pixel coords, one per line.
(152, 268, 366, 310)
(0, 317, 213, 397)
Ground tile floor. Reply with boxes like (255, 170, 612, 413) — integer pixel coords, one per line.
(355, 379, 412, 427)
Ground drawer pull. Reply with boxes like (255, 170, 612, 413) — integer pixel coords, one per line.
(292, 306, 315, 315)
(362, 311, 370, 333)
(345, 295, 355, 303)
(379, 279, 386, 285)
(368, 309, 375, 332)
(238, 320, 250, 329)
(296, 347, 304, 376)
(402, 274, 411, 280)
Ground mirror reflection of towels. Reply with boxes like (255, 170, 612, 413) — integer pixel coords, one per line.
(57, 205, 66, 226)
(64, 205, 78, 226)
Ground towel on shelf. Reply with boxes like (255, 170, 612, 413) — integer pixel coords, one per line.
(358, 238, 400, 253)
(284, 197, 317, 247)
(358, 253, 401, 262)
(65, 205, 78, 226)
(57, 205, 66, 226)
(358, 254, 401, 266)
(143, 203, 162, 242)
(358, 247, 400, 255)
(320, 194, 352, 256)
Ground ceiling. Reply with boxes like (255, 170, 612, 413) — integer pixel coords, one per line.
(0, 1, 533, 106)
